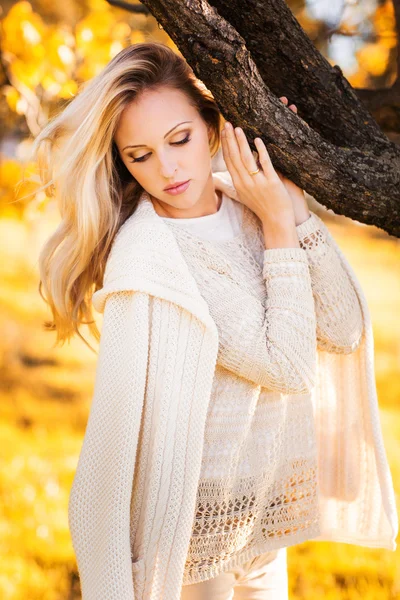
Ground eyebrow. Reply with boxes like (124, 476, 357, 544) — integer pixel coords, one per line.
(122, 120, 193, 151)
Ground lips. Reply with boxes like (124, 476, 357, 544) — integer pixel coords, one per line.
(164, 180, 189, 191)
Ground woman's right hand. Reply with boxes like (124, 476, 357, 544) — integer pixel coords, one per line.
(220, 122, 296, 228)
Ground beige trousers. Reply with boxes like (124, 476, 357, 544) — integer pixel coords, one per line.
(180, 547, 288, 600)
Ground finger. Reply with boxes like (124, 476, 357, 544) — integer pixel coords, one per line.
(254, 137, 277, 180)
(221, 126, 240, 183)
(234, 127, 261, 182)
(221, 128, 240, 178)
(224, 123, 248, 184)
(280, 96, 298, 114)
(252, 149, 260, 168)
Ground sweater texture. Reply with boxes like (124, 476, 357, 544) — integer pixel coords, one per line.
(159, 191, 363, 584)
(67, 170, 398, 600)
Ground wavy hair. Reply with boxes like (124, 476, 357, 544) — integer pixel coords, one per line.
(31, 41, 222, 351)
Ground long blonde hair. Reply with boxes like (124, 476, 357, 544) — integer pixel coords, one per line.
(32, 42, 222, 351)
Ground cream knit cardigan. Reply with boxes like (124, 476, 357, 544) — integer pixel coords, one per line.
(68, 171, 398, 600)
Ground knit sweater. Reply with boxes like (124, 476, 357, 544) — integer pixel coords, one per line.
(68, 171, 398, 600)
(160, 191, 364, 584)
(160, 188, 241, 241)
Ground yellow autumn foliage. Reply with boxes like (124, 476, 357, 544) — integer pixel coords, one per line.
(0, 159, 40, 218)
(1, 0, 143, 108)
(374, 0, 397, 49)
(356, 43, 391, 77)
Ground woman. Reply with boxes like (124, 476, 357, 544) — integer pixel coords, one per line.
(32, 42, 398, 600)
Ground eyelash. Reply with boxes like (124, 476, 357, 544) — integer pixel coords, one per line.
(129, 134, 192, 163)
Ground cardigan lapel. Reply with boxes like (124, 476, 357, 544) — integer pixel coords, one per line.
(92, 189, 218, 340)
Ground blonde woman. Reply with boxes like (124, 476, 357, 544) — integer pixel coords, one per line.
(32, 42, 398, 600)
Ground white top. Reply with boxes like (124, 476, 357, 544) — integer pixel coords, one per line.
(160, 192, 243, 241)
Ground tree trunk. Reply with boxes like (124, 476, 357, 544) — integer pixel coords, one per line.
(121, 0, 400, 237)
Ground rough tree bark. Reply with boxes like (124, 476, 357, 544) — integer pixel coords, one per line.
(108, 0, 400, 140)
(108, 0, 400, 237)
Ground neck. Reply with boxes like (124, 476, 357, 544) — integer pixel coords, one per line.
(150, 185, 223, 219)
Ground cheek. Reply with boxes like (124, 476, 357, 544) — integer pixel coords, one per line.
(191, 133, 212, 164)
(124, 159, 149, 180)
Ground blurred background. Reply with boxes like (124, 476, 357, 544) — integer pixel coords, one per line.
(0, 0, 399, 598)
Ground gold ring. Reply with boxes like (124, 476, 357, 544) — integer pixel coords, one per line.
(248, 168, 260, 175)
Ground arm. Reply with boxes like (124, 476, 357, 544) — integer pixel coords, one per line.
(295, 212, 364, 354)
(213, 246, 317, 395)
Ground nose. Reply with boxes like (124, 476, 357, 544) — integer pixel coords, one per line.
(158, 152, 178, 180)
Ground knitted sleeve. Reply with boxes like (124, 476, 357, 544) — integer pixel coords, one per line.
(217, 247, 317, 395)
(296, 212, 363, 354)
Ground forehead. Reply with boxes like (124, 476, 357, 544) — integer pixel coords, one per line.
(115, 87, 198, 144)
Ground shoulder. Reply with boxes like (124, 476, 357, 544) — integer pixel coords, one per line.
(91, 196, 212, 322)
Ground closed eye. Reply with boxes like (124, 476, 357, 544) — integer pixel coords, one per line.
(129, 134, 191, 163)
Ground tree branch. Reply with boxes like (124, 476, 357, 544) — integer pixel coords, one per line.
(210, 0, 389, 149)
(106, 0, 150, 14)
(105, 0, 400, 237)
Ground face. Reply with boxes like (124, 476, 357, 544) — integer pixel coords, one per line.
(114, 86, 221, 218)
